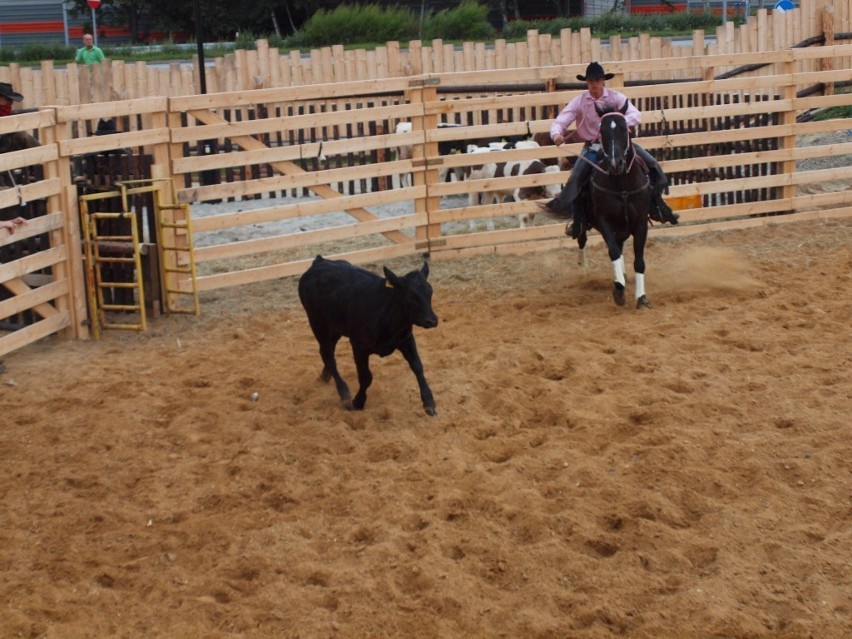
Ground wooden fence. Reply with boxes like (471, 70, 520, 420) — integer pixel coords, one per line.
(169, 45, 852, 291)
(0, 1, 847, 109)
(1, 43, 850, 359)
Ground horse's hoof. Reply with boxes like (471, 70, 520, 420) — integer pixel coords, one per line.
(636, 295, 651, 309)
(613, 283, 626, 306)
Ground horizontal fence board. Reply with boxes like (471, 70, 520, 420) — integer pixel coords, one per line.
(195, 212, 427, 263)
(54, 97, 169, 121)
(0, 312, 69, 359)
(60, 128, 170, 156)
(172, 103, 416, 144)
(0, 213, 64, 248)
(195, 242, 417, 291)
(0, 246, 68, 284)
(0, 279, 69, 320)
(190, 189, 426, 232)
(0, 145, 58, 172)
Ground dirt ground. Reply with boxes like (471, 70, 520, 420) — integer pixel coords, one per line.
(1, 216, 850, 639)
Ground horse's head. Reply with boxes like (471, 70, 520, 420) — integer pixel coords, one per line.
(595, 100, 632, 176)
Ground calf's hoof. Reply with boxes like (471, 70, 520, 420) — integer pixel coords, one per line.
(424, 404, 437, 417)
(636, 295, 651, 309)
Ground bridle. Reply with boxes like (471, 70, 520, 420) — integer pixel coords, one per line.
(597, 111, 637, 175)
(590, 111, 650, 209)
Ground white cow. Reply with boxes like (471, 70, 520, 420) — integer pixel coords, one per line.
(462, 139, 561, 229)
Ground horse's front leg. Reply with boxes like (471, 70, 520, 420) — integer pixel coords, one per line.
(599, 223, 627, 306)
(632, 222, 650, 309)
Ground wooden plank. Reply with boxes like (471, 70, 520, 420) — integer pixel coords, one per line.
(170, 102, 417, 144)
(195, 212, 429, 263)
(0, 180, 62, 212)
(657, 142, 852, 173)
(0, 246, 67, 284)
(195, 242, 417, 291)
(54, 97, 168, 122)
(0, 145, 58, 172)
(171, 76, 413, 111)
(191, 188, 425, 233)
(181, 158, 416, 203)
(0, 312, 70, 359)
(0, 109, 55, 133)
(0, 278, 68, 319)
(59, 127, 169, 156)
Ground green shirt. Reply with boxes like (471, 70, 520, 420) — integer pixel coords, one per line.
(75, 46, 105, 65)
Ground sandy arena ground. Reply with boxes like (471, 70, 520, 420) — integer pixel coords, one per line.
(1, 214, 850, 638)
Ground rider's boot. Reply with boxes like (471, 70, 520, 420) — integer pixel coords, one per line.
(650, 187, 679, 225)
(564, 204, 585, 239)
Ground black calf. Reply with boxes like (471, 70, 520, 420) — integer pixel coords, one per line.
(298, 256, 439, 416)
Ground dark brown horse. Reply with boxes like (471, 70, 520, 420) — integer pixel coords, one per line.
(547, 101, 652, 308)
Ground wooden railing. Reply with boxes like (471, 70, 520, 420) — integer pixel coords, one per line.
(1, 43, 850, 359)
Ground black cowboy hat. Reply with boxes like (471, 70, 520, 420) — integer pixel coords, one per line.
(577, 62, 614, 82)
(0, 82, 23, 102)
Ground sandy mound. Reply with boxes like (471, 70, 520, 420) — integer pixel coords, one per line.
(1, 218, 850, 638)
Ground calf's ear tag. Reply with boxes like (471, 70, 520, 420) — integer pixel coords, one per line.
(385, 279, 394, 288)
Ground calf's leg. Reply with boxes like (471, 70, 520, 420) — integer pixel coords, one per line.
(398, 335, 436, 416)
(351, 345, 373, 411)
(317, 336, 352, 407)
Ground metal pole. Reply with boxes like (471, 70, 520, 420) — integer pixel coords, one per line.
(63, 1, 70, 47)
(194, 0, 207, 94)
(92, 7, 98, 46)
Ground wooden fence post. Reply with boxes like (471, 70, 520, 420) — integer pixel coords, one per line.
(409, 80, 442, 252)
(821, 5, 835, 96)
(46, 108, 89, 340)
(780, 57, 798, 208)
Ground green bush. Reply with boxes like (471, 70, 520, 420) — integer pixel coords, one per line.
(234, 31, 259, 51)
(285, 4, 418, 48)
(423, 1, 496, 42)
(502, 11, 721, 41)
(0, 42, 76, 63)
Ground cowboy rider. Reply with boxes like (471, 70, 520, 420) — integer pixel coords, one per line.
(550, 62, 679, 239)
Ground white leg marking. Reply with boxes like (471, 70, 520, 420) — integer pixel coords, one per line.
(613, 255, 626, 287)
(635, 272, 645, 299)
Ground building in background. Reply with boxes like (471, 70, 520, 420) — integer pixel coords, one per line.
(0, 0, 132, 48)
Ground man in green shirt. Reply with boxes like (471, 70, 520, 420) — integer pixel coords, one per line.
(75, 34, 105, 65)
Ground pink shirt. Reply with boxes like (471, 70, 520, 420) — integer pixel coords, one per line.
(550, 87, 641, 143)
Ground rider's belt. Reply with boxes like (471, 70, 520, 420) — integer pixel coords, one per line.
(585, 142, 601, 152)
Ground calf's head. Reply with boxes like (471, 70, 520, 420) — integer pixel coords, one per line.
(384, 262, 438, 329)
